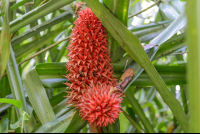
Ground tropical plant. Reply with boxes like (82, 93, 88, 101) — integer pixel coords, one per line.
(0, 0, 198, 133)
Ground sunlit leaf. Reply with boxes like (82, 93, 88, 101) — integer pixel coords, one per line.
(0, 98, 21, 109)
(22, 111, 30, 121)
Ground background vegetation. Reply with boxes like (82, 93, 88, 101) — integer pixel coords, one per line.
(0, 0, 197, 133)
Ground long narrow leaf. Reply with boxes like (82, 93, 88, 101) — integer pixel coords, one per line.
(11, 11, 72, 47)
(64, 110, 87, 133)
(124, 13, 187, 92)
(23, 68, 56, 124)
(154, 34, 186, 60)
(35, 109, 75, 133)
(103, 0, 129, 62)
(6, 47, 35, 132)
(0, 0, 32, 16)
(0, 0, 10, 79)
(14, 25, 69, 60)
(133, 24, 170, 38)
(36, 63, 187, 88)
(49, 89, 66, 108)
(6, 48, 27, 114)
(53, 98, 70, 118)
(126, 89, 154, 133)
(186, 0, 200, 132)
(0, 0, 75, 33)
(122, 109, 143, 133)
(128, 20, 170, 32)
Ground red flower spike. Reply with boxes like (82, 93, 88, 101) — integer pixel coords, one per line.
(76, 84, 122, 127)
(65, 8, 117, 104)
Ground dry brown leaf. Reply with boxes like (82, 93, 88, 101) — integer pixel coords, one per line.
(117, 68, 135, 91)
(120, 68, 134, 81)
(121, 93, 126, 97)
(109, 86, 119, 94)
(74, 2, 85, 13)
(120, 75, 133, 90)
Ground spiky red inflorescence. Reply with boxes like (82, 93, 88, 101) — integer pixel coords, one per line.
(64, 8, 117, 104)
(76, 84, 122, 127)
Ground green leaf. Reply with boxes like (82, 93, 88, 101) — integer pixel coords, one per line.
(53, 98, 70, 118)
(174, 125, 183, 133)
(128, 20, 170, 32)
(10, 0, 32, 10)
(102, 127, 109, 133)
(22, 111, 30, 121)
(180, 85, 188, 114)
(126, 89, 155, 133)
(0, 0, 11, 79)
(64, 110, 87, 133)
(125, 17, 187, 91)
(0, 114, 9, 133)
(0, 103, 12, 113)
(35, 109, 75, 133)
(6, 47, 27, 113)
(36, 62, 66, 76)
(159, 2, 180, 20)
(0, 0, 75, 34)
(36, 62, 67, 88)
(11, 12, 72, 47)
(10, 118, 21, 129)
(33, 0, 42, 8)
(6, 47, 34, 133)
(0, 98, 21, 109)
(49, 89, 66, 108)
(148, 13, 186, 58)
(14, 25, 69, 60)
(186, 0, 200, 132)
(0, 75, 11, 97)
(130, 0, 140, 7)
(103, 0, 129, 62)
(133, 24, 170, 38)
(154, 34, 186, 60)
(0, 0, 32, 16)
(23, 68, 56, 124)
(107, 118, 120, 133)
(35, 63, 187, 88)
(122, 109, 143, 133)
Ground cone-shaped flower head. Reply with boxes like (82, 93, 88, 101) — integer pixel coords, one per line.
(65, 8, 117, 104)
(76, 84, 122, 127)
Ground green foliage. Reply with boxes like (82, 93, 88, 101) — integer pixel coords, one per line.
(130, 0, 140, 7)
(23, 68, 56, 124)
(186, 0, 200, 132)
(0, 98, 21, 109)
(0, 114, 9, 133)
(64, 110, 87, 133)
(0, 0, 11, 79)
(0, 0, 194, 133)
(107, 118, 120, 133)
